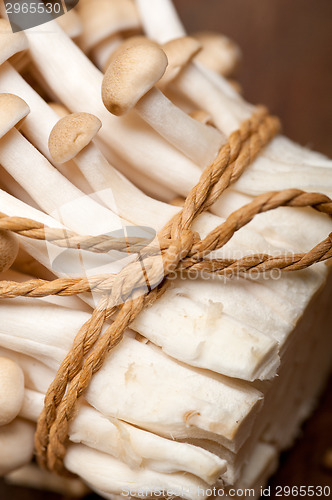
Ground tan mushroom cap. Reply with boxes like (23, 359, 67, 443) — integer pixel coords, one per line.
(158, 36, 202, 90)
(103, 35, 158, 73)
(0, 230, 19, 274)
(49, 112, 102, 163)
(78, 0, 140, 52)
(102, 43, 168, 116)
(0, 19, 28, 66)
(193, 32, 241, 76)
(0, 357, 25, 426)
(0, 93, 30, 139)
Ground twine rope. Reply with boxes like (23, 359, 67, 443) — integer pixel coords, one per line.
(0, 108, 331, 474)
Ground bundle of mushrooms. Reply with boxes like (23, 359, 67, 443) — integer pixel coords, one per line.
(0, 0, 331, 498)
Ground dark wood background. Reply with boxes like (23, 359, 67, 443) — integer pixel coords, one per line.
(1, 0, 331, 498)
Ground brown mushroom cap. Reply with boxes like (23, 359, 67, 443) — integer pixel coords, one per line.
(103, 35, 158, 73)
(0, 93, 30, 140)
(102, 43, 168, 116)
(48, 112, 102, 163)
(193, 32, 241, 76)
(158, 36, 202, 90)
(0, 19, 28, 65)
(78, 0, 140, 52)
(0, 230, 19, 274)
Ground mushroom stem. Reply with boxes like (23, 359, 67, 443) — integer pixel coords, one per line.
(136, 0, 186, 43)
(134, 86, 224, 166)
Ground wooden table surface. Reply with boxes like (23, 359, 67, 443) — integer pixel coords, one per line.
(1, 0, 331, 498)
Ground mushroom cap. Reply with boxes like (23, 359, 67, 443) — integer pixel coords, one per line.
(102, 43, 168, 116)
(193, 32, 241, 76)
(0, 93, 30, 139)
(78, 0, 140, 52)
(0, 357, 25, 426)
(0, 230, 19, 274)
(103, 35, 158, 73)
(48, 112, 102, 163)
(0, 19, 29, 66)
(158, 36, 202, 90)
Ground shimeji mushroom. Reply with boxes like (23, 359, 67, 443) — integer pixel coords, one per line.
(0, 357, 24, 425)
(0, 93, 126, 235)
(22, 22, 219, 182)
(77, 0, 142, 70)
(22, 14, 330, 204)
(102, 42, 224, 166)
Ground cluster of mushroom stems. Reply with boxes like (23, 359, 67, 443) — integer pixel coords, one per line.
(0, 0, 331, 498)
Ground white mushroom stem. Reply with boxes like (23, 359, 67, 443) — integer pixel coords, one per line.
(134, 85, 224, 166)
(136, 0, 186, 43)
(91, 34, 123, 70)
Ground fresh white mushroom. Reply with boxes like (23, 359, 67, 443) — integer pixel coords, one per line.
(0, 357, 24, 425)
(102, 42, 224, 166)
(22, 21, 219, 182)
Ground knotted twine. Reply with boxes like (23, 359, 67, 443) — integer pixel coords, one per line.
(0, 107, 331, 475)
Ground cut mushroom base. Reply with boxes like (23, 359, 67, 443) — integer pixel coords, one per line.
(0, 294, 264, 451)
